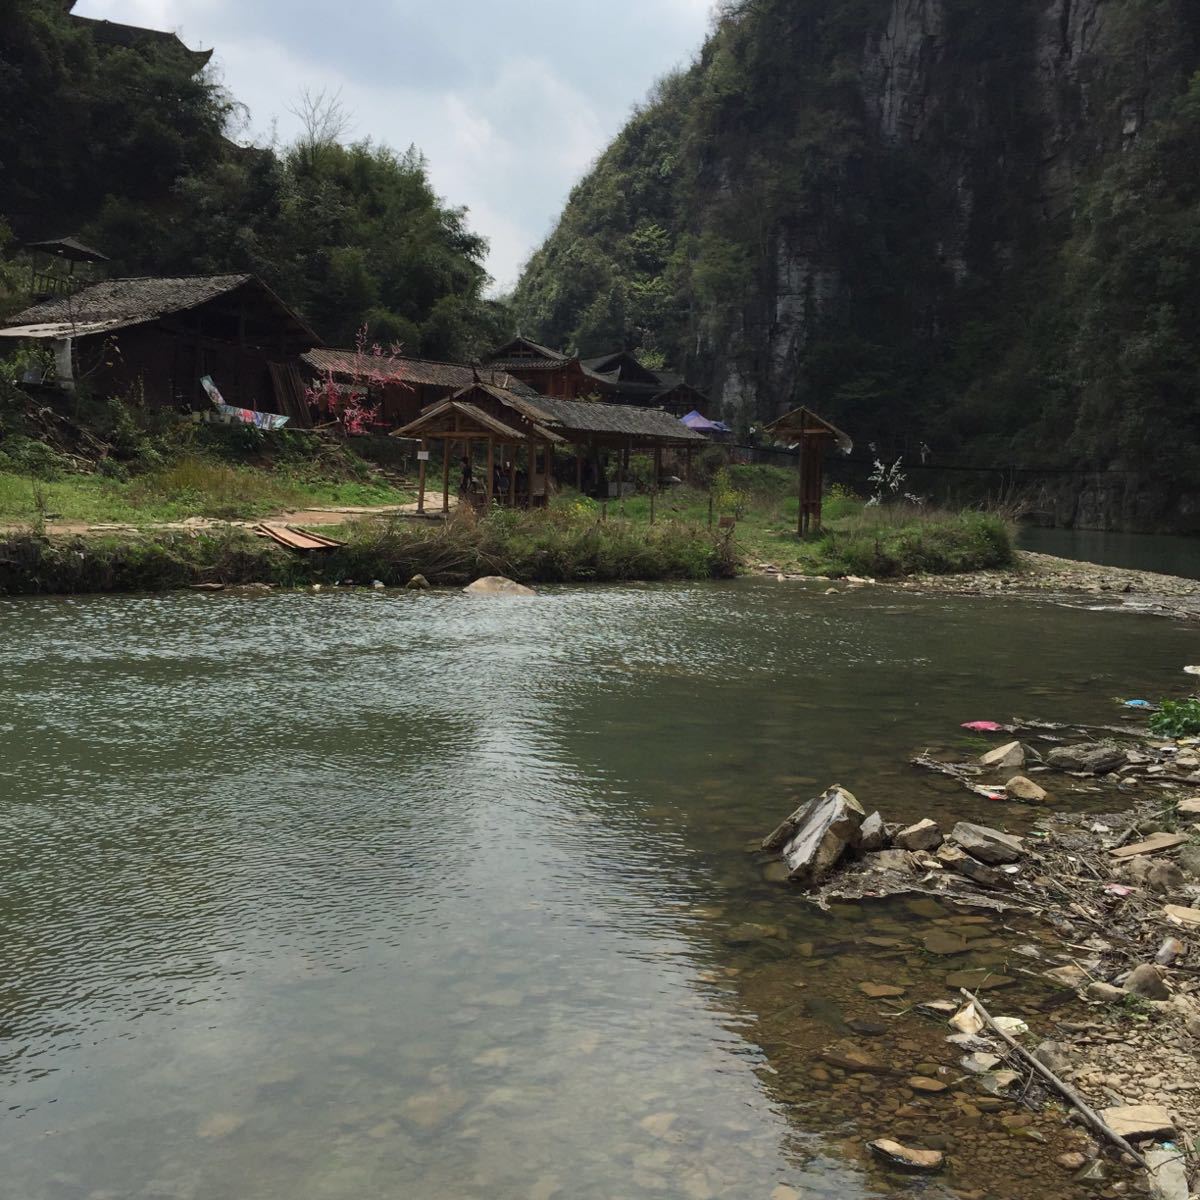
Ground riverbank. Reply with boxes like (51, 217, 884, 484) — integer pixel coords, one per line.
(760, 550, 1200, 620)
(753, 694, 1200, 1196)
(0, 485, 1019, 596)
(0, 509, 739, 596)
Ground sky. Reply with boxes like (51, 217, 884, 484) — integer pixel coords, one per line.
(74, 0, 714, 292)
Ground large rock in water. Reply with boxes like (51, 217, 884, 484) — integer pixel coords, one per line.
(1045, 743, 1127, 775)
(980, 741, 1026, 771)
(463, 576, 536, 597)
(762, 786, 865, 887)
(951, 822, 1025, 865)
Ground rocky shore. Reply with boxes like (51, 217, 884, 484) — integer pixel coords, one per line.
(754, 706, 1200, 1197)
(759, 550, 1200, 620)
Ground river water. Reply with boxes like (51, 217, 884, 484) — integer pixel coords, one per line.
(1, 581, 1196, 1200)
(1021, 526, 1200, 580)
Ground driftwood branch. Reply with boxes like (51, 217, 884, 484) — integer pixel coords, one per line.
(912, 754, 1004, 799)
(960, 988, 1151, 1171)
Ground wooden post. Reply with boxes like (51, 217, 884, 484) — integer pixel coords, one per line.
(651, 446, 662, 525)
(486, 435, 495, 509)
(417, 438, 427, 514)
(575, 450, 583, 494)
(442, 438, 451, 515)
(617, 444, 626, 517)
(684, 445, 693, 486)
(544, 441, 554, 508)
(797, 428, 807, 538)
(509, 442, 517, 508)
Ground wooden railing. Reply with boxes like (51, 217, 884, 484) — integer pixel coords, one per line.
(29, 270, 83, 299)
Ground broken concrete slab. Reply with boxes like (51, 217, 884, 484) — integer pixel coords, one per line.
(936, 842, 1012, 889)
(1045, 743, 1128, 775)
(894, 819, 942, 852)
(1145, 1147, 1188, 1200)
(1098, 1104, 1174, 1142)
(859, 811, 887, 853)
(866, 1139, 944, 1172)
(865, 849, 919, 874)
(1163, 904, 1200, 928)
(772, 786, 866, 886)
(1110, 832, 1187, 860)
(950, 822, 1025, 865)
(980, 741, 1026, 771)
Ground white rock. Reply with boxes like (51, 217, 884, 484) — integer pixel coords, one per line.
(980, 741, 1025, 771)
(463, 576, 536, 597)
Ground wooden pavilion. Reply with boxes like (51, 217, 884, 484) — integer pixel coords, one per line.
(395, 383, 707, 516)
(763, 407, 853, 536)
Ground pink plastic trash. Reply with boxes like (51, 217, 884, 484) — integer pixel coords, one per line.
(962, 721, 1004, 732)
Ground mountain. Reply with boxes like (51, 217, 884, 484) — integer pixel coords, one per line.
(0, 0, 509, 358)
(513, 0, 1200, 527)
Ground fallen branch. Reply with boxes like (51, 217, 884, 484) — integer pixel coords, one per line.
(960, 988, 1151, 1171)
(912, 754, 1004, 799)
(1011, 717, 1152, 740)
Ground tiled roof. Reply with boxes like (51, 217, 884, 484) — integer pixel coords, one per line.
(305, 349, 480, 388)
(3, 274, 319, 347)
(482, 336, 572, 369)
(7, 275, 251, 328)
(511, 393, 707, 442)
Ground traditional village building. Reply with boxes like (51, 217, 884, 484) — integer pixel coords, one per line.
(1, 275, 320, 421)
(63, 1, 213, 73)
(395, 382, 707, 513)
(304, 351, 503, 430)
(478, 337, 607, 401)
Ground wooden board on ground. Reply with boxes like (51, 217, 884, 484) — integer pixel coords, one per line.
(254, 524, 345, 552)
(1109, 832, 1187, 859)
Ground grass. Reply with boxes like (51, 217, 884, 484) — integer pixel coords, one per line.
(580, 477, 1016, 579)
(0, 507, 738, 596)
(0, 456, 414, 526)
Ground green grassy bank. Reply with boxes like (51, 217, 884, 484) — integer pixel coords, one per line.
(0, 508, 740, 597)
(0, 498, 1015, 597)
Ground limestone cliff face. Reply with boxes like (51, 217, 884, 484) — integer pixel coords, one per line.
(701, 0, 1188, 428)
(514, 0, 1200, 527)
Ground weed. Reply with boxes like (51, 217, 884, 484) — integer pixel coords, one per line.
(1150, 699, 1200, 738)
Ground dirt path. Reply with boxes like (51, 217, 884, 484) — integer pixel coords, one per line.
(0, 498, 459, 538)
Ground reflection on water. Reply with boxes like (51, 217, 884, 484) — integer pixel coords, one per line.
(0, 581, 1193, 1199)
(1021, 525, 1200, 580)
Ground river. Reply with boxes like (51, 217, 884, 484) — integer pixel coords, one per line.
(1021, 526, 1200, 580)
(1, 581, 1195, 1199)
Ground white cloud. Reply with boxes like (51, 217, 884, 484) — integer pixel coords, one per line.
(72, 0, 712, 292)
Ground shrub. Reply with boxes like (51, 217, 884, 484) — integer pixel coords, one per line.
(818, 510, 1015, 578)
(1150, 699, 1200, 739)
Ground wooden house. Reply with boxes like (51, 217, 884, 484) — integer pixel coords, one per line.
(0, 274, 320, 421)
(479, 337, 601, 400)
(63, 1, 213, 74)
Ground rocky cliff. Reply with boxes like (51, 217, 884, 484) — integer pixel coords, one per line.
(514, 0, 1200, 529)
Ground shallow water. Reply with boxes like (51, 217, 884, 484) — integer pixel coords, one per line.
(1021, 525, 1200, 580)
(1, 580, 1195, 1200)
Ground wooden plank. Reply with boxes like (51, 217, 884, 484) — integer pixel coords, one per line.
(254, 524, 344, 552)
(486, 435, 495, 508)
(417, 438, 427, 514)
(1109, 832, 1187, 859)
(442, 439, 451, 514)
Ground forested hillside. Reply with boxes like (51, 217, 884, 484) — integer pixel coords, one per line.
(0, 0, 509, 356)
(514, 0, 1200, 521)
